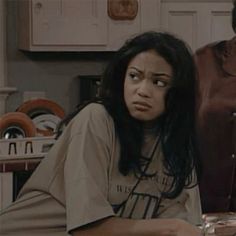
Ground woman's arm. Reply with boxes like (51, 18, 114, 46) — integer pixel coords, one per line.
(71, 216, 202, 236)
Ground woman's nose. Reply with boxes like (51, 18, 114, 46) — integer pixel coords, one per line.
(137, 81, 151, 98)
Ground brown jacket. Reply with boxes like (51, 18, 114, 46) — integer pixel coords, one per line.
(195, 37, 236, 213)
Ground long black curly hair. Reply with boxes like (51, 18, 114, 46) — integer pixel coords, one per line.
(57, 31, 200, 198)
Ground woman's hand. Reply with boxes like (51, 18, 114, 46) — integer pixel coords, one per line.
(72, 217, 203, 236)
(173, 219, 202, 236)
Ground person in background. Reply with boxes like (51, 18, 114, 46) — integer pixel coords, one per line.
(0, 31, 202, 236)
(195, 0, 236, 213)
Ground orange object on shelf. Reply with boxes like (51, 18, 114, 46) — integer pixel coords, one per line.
(16, 98, 65, 119)
(108, 0, 138, 20)
(16, 98, 65, 136)
(0, 112, 36, 139)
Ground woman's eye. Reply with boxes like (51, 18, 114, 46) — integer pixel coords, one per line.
(154, 79, 167, 87)
(128, 73, 139, 81)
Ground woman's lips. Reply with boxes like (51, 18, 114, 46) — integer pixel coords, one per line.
(133, 101, 152, 111)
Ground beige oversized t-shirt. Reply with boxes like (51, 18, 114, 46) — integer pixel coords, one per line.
(0, 103, 202, 235)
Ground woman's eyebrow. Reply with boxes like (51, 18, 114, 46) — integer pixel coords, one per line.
(127, 66, 142, 72)
(127, 67, 172, 79)
(152, 72, 172, 78)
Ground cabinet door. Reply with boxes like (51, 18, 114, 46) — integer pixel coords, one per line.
(161, 2, 234, 51)
(30, 0, 108, 46)
(18, 0, 161, 51)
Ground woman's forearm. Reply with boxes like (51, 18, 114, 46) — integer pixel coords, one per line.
(71, 217, 202, 236)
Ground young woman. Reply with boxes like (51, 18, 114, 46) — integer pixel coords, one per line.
(0, 32, 202, 236)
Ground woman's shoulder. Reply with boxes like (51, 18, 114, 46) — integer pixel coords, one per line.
(82, 102, 108, 113)
(69, 102, 114, 134)
(76, 102, 110, 120)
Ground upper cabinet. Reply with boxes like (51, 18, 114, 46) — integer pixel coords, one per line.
(31, 0, 108, 46)
(161, 1, 234, 51)
(17, 0, 161, 51)
(17, 0, 235, 52)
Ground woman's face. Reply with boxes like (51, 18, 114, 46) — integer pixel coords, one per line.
(124, 49, 173, 123)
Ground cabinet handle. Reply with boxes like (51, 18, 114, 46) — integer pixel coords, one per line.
(35, 2, 43, 10)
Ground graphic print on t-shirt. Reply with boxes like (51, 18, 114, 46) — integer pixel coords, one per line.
(110, 137, 175, 219)
(111, 170, 173, 219)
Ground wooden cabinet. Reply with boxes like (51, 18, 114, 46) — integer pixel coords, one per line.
(17, 0, 161, 51)
(18, 0, 108, 49)
(18, 0, 235, 52)
(161, 1, 234, 51)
